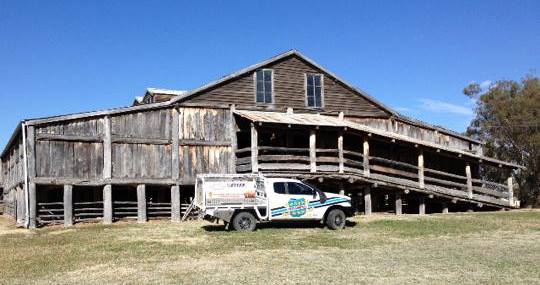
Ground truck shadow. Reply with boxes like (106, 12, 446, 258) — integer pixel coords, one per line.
(202, 220, 358, 232)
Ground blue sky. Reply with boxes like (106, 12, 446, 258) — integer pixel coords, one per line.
(1, 1, 539, 148)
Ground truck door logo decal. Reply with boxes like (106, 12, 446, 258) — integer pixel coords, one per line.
(288, 198, 307, 217)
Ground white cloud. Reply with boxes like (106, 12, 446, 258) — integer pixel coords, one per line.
(393, 106, 411, 112)
(479, 80, 492, 90)
(419, 98, 473, 115)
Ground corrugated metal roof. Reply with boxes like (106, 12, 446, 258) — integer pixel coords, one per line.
(233, 110, 524, 169)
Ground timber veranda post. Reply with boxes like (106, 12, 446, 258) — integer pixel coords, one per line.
(363, 137, 370, 177)
(418, 149, 424, 189)
(465, 163, 473, 199)
(337, 131, 344, 174)
(251, 122, 258, 173)
(309, 129, 317, 173)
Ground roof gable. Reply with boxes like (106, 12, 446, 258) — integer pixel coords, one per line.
(169, 50, 396, 116)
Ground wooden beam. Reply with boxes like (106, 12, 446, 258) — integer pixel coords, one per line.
(103, 184, 112, 224)
(103, 116, 112, 179)
(36, 133, 103, 143)
(395, 192, 402, 215)
(63, 185, 73, 227)
(171, 185, 181, 222)
(418, 150, 424, 189)
(465, 163, 473, 198)
(171, 109, 180, 180)
(251, 123, 258, 173)
(178, 139, 232, 146)
(363, 138, 370, 177)
(364, 186, 372, 215)
(309, 130, 317, 173)
(338, 132, 344, 174)
(137, 184, 147, 223)
(418, 196, 426, 215)
(111, 137, 171, 145)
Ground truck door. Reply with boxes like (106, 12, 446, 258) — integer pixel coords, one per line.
(270, 181, 319, 220)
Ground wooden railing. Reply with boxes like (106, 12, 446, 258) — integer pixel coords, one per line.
(74, 201, 103, 222)
(236, 142, 514, 206)
(37, 202, 64, 224)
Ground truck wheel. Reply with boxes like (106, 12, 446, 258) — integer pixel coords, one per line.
(232, 212, 257, 232)
(326, 209, 346, 230)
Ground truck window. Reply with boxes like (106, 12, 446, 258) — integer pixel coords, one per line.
(287, 182, 313, 195)
(273, 182, 286, 194)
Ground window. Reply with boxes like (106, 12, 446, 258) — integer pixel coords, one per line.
(306, 74, 323, 107)
(287, 182, 314, 195)
(273, 182, 286, 194)
(256, 69, 273, 103)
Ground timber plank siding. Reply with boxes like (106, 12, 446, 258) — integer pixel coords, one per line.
(187, 55, 389, 117)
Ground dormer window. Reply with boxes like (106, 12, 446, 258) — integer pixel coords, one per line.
(255, 69, 273, 103)
(306, 74, 323, 107)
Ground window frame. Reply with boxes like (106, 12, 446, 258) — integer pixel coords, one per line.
(287, 182, 315, 196)
(305, 73, 324, 108)
(254, 69, 274, 104)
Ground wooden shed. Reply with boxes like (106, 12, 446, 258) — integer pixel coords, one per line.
(0, 50, 522, 228)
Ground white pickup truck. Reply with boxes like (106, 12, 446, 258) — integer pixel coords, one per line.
(194, 174, 353, 231)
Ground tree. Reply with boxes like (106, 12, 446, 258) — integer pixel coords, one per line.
(464, 75, 540, 207)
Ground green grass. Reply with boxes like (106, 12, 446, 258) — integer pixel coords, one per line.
(1, 211, 539, 284)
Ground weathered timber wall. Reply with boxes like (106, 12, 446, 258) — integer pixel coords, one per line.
(1, 135, 24, 190)
(187, 55, 389, 117)
(179, 107, 234, 181)
(30, 106, 234, 185)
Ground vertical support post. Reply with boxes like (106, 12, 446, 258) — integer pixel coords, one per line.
(137, 184, 147, 223)
(465, 163, 473, 198)
(171, 108, 180, 181)
(507, 176, 514, 206)
(418, 150, 424, 189)
(229, 105, 238, 173)
(250, 123, 258, 173)
(63, 185, 73, 227)
(103, 184, 112, 224)
(364, 186, 372, 215)
(309, 130, 317, 173)
(395, 192, 402, 215)
(16, 186, 24, 226)
(28, 182, 36, 228)
(363, 137, 370, 177)
(26, 126, 37, 228)
(103, 116, 112, 179)
(418, 196, 426, 215)
(171, 185, 181, 222)
(441, 202, 449, 214)
(338, 132, 344, 174)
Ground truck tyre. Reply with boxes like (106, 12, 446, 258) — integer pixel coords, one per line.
(232, 211, 257, 232)
(326, 209, 346, 230)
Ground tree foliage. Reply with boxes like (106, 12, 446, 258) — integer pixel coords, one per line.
(464, 75, 540, 207)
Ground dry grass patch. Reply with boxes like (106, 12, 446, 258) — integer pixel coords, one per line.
(0, 210, 539, 284)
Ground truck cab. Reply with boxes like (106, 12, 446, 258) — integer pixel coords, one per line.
(195, 174, 353, 231)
